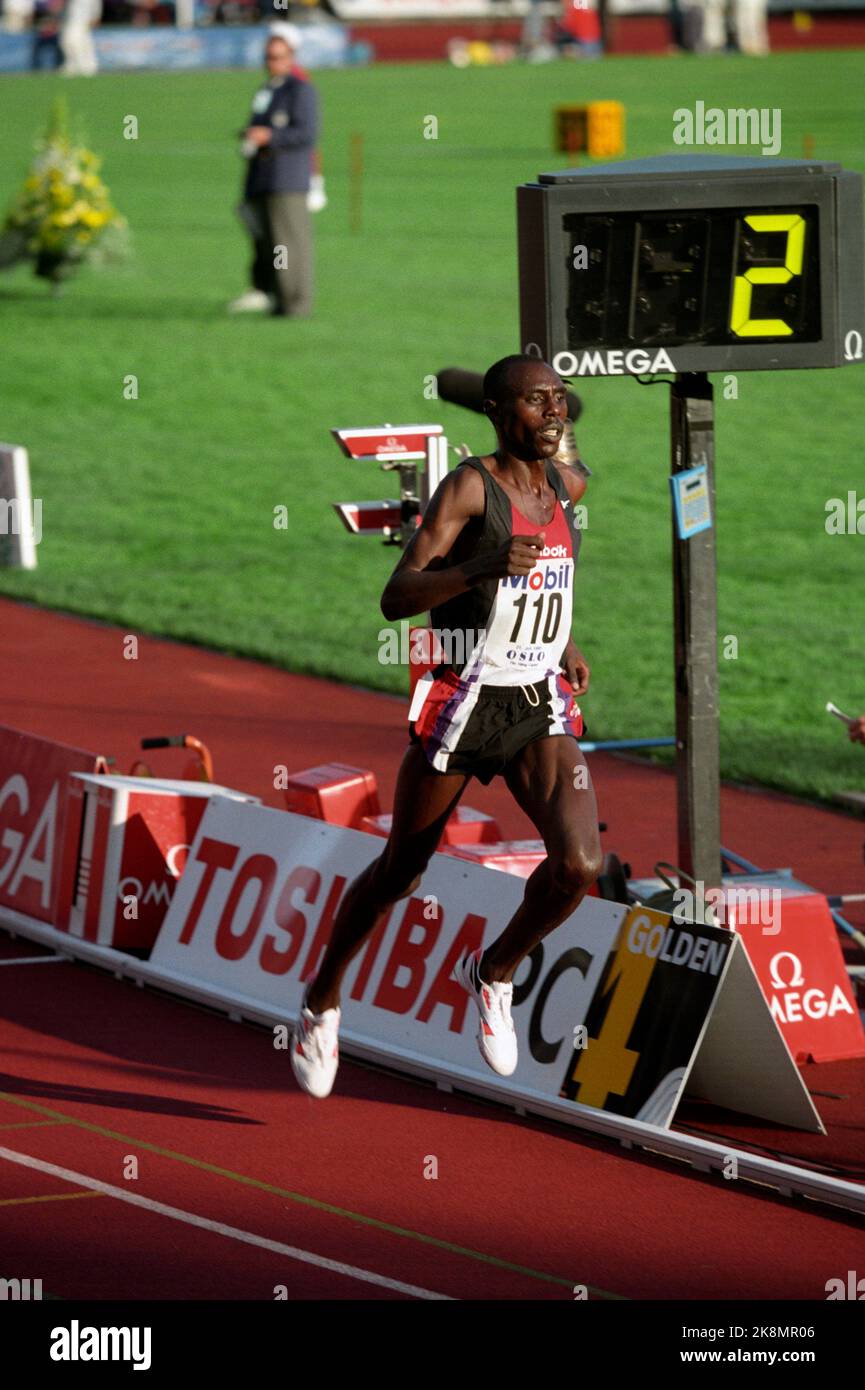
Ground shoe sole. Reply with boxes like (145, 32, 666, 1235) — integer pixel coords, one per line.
(291, 1057, 337, 1099)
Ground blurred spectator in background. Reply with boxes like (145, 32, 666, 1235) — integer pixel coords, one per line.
(61, 0, 102, 73)
(3, 0, 35, 32)
(258, 0, 339, 20)
(209, 0, 256, 22)
(554, 0, 603, 57)
(684, 0, 717, 51)
(732, 0, 769, 53)
(667, 0, 684, 50)
(126, 0, 164, 26)
(520, 0, 549, 60)
(198, 0, 337, 22)
(31, 0, 64, 67)
(693, 0, 769, 53)
(228, 23, 319, 318)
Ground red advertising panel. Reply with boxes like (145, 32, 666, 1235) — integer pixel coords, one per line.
(735, 891, 865, 1062)
(0, 724, 101, 924)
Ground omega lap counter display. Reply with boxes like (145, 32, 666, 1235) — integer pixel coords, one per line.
(517, 155, 864, 376)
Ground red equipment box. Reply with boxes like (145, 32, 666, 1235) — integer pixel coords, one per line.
(283, 764, 380, 828)
(442, 840, 547, 879)
(360, 804, 502, 846)
(56, 773, 258, 950)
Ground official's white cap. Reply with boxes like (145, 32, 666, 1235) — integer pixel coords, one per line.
(267, 21, 302, 50)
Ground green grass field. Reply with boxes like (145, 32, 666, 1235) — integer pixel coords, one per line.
(0, 52, 863, 802)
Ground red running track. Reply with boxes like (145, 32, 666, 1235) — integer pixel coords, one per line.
(4, 598, 864, 899)
(2, 933, 864, 1302)
(1, 596, 864, 1300)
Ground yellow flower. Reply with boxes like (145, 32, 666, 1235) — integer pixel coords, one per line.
(6, 115, 125, 279)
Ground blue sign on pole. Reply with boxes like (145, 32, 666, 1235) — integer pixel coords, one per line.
(670, 463, 713, 541)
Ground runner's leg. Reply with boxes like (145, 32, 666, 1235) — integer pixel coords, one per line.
(479, 734, 602, 984)
(305, 743, 469, 1013)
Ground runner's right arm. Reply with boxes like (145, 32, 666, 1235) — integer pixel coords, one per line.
(380, 466, 545, 621)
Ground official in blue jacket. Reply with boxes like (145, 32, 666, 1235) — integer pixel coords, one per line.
(229, 25, 319, 318)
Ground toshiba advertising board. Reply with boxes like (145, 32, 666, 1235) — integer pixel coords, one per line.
(152, 800, 739, 1127)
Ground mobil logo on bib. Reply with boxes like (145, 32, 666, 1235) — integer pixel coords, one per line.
(503, 556, 572, 594)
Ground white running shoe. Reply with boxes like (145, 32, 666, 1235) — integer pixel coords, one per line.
(227, 289, 274, 314)
(290, 986, 341, 1099)
(454, 948, 518, 1077)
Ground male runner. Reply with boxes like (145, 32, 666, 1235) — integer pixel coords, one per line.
(292, 355, 602, 1097)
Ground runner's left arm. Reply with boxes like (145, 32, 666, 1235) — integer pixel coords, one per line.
(380, 467, 542, 621)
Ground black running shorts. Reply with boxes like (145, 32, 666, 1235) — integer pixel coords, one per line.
(409, 668, 585, 786)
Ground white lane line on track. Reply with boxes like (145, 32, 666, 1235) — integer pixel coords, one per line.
(0, 956, 68, 966)
(0, 1145, 453, 1301)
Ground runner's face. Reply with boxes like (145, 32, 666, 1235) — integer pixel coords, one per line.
(491, 367, 568, 461)
(265, 41, 293, 77)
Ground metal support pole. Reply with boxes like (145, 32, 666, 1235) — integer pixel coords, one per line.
(415, 434, 450, 631)
(420, 434, 450, 512)
(379, 460, 419, 550)
(670, 373, 721, 889)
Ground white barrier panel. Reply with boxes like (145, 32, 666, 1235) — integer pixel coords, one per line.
(56, 774, 260, 951)
(0, 443, 38, 569)
(152, 801, 823, 1131)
